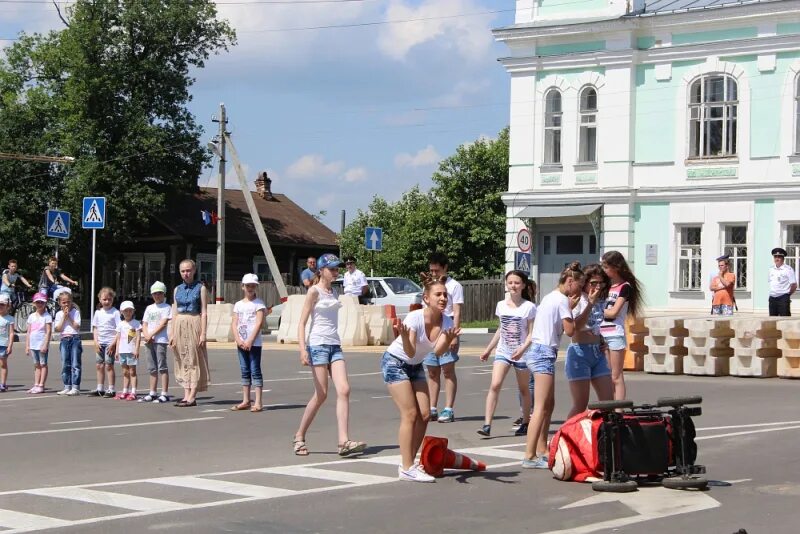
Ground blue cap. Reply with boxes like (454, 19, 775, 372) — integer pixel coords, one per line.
(318, 253, 342, 269)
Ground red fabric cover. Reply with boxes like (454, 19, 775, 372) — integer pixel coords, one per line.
(549, 410, 603, 482)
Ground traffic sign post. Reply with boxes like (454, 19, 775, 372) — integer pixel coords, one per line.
(46, 210, 71, 239)
(83, 197, 107, 320)
(517, 228, 531, 253)
(364, 227, 383, 277)
(514, 251, 531, 274)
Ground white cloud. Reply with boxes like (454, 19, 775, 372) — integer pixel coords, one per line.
(395, 145, 441, 168)
(342, 167, 368, 183)
(377, 0, 496, 62)
(432, 78, 492, 107)
(286, 154, 344, 179)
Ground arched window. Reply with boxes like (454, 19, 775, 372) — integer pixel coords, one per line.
(795, 74, 800, 155)
(544, 89, 562, 165)
(578, 86, 597, 164)
(688, 74, 738, 158)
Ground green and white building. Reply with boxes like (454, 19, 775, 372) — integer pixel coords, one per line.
(495, 0, 800, 313)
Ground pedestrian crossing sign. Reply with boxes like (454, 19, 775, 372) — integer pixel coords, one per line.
(514, 251, 531, 274)
(45, 209, 71, 239)
(82, 197, 106, 229)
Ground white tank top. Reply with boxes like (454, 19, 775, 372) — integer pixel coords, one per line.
(308, 286, 341, 346)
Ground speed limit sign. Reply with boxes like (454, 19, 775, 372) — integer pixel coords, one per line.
(517, 228, 531, 252)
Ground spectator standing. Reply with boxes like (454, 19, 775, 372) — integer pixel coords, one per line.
(231, 274, 266, 413)
(710, 254, 736, 316)
(141, 282, 172, 403)
(91, 287, 120, 398)
(25, 292, 52, 394)
(54, 290, 82, 396)
(114, 301, 141, 400)
(300, 256, 317, 290)
(342, 256, 369, 304)
(768, 247, 797, 316)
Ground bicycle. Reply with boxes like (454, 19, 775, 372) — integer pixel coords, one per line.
(9, 289, 35, 334)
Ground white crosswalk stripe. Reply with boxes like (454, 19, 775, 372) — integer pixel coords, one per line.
(0, 445, 522, 533)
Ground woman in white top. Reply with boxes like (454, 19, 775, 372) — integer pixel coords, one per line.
(522, 261, 583, 470)
(381, 273, 460, 482)
(294, 253, 366, 458)
(477, 270, 536, 438)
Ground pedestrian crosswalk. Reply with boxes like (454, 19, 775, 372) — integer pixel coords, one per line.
(0, 444, 526, 533)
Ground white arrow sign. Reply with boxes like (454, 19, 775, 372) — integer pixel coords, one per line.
(539, 486, 721, 534)
(370, 231, 379, 249)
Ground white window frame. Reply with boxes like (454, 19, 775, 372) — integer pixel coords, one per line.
(721, 224, 748, 290)
(688, 73, 738, 159)
(122, 254, 143, 299)
(196, 253, 216, 287)
(578, 85, 598, 165)
(795, 73, 800, 155)
(676, 225, 703, 291)
(543, 88, 563, 166)
(252, 256, 274, 282)
(784, 223, 800, 272)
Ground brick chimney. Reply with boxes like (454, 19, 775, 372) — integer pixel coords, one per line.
(254, 171, 273, 200)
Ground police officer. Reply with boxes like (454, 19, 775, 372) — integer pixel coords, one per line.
(768, 247, 797, 316)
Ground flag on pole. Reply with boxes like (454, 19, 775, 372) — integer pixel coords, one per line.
(201, 210, 212, 225)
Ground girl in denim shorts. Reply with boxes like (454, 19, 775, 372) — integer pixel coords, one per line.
(522, 262, 584, 470)
(381, 273, 460, 483)
(600, 251, 642, 401)
(294, 253, 366, 458)
(566, 264, 614, 418)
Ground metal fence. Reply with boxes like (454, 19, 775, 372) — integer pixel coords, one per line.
(222, 281, 304, 307)
(460, 278, 504, 323)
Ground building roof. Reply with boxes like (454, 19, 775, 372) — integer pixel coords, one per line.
(152, 187, 338, 248)
(628, 0, 778, 16)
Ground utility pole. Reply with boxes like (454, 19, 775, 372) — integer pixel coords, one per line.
(211, 104, 227, 303)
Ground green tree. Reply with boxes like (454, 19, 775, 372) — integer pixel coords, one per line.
(0, 0, 235, 276)
(339, 128, 509, 280)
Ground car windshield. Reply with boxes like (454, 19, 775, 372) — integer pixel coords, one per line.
(383, 278, 421, 294)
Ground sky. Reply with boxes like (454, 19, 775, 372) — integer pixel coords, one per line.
(0, 0, 516, 232)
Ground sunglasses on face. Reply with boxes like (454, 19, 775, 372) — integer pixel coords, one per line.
(589, 281, 605, 286)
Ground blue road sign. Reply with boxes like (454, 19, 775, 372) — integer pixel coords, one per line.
(365, 227, 383, 251)
(514, 251, 531, 274)
(82, 197, 106, 229)
(45, 209, 71, 239)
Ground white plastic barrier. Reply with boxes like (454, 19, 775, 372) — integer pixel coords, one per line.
(363, 305, 395, 346)
(206, 303, 234, 343)
(729, 317, 781, 378)
(644, 317, 687, 374)
(683, 317, 734, 376)
(337, 295, 368, 346)
(776, 319, 800, 378)
(277, 295, 307, 344)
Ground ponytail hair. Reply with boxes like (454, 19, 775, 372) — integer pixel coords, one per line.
(558, 261, 584, 286)
(506, 270, 537, 302)
(601, 250, 643, 317)
(420, 272, 447, 294)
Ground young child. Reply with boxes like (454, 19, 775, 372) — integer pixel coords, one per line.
(141, 281, 172, 403)
(91, 287, 120, 398)
(115, 301, 141, 401)
(0, 294, 14, 392)
(478, 270, 537, 437)
(54, 289, 82, 396)
(25, 292, 52, 394)
(230, 273, 266, 412)
(600, 251, 642, 401)
(522, 262, 583, 469)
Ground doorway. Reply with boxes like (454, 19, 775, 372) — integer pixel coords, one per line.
(537, 229, 597, 294)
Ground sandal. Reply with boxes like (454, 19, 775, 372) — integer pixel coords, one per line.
(293, 438, 309, 456)
(338, 440, 367, 457)
(230, 403, 251, 411)
(250, 406, 263, 412)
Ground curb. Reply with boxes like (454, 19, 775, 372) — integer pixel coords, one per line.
(460, 328, 497, 334)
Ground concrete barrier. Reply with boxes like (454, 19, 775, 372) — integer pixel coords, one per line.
(728, 318, 781, 378)
(683, 318, 734, 376)
(206, 303, 234, 342)
(643, 317, 688, 374)
(624, 316, 647, 371)
(277, 295, 307, 344)
(337, 295, 368, 346)
(776, 319, 800, 378)
(363, 305, 395, 346)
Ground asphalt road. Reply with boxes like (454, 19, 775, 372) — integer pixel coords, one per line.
(0, 334, 797, 534)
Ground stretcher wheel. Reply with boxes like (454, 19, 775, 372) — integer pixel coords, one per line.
(656, 396, 702, 407)
(662, 476, 708, 490)
(588, 400, 634, 411)
(591, 480, 638, 493)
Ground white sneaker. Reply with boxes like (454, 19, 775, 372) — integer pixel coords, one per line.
(57, 388, 70, 396)
(66, 388, 80, 396)
(398, 463, 435, 483)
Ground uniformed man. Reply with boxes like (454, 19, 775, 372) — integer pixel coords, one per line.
(768, 247, 797, 316)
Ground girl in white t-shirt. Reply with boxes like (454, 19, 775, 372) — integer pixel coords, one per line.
(55, 290, 82, 396)
(477, 270, 537, 438)
(294, 254, 366, 458)
(522, 261, 584, 470)
(600, 251, 642, 401)
(25, 292, 52, 394)
(230, 274, 266, 413)
(381, 273, 460, 482)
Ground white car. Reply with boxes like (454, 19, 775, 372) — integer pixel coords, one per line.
(265, 276, 423, 331)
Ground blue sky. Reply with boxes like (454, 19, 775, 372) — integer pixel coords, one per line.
(1, 0, 515, 231)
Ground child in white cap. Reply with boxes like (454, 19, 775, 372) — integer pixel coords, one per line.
(141, 281, 172, 403)
(25, 291, 52, 394)
(114, 301, 141, 400)
(231, 274, 266, 412)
